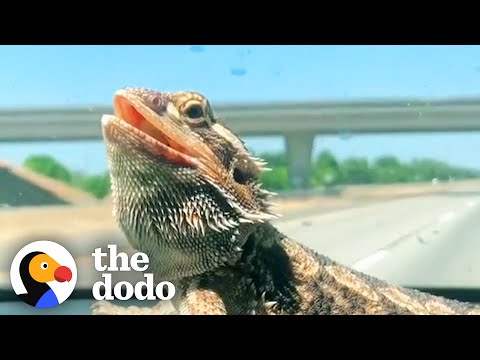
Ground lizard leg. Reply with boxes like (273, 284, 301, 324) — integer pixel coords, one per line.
(91, 300, 176, 315)
(174, 280, 228, 315)
(172, 269, 266, 315)
(90, 281, 229, 315)
(90, 277, 229, 315)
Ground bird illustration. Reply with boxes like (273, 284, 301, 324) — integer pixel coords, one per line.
(17, 251, 72, 308)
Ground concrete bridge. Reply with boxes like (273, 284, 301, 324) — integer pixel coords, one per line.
(2, 96, 480, 189)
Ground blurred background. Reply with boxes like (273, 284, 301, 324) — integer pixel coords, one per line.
(1, 45, 480, 314)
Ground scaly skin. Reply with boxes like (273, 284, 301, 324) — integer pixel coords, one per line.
(93, 87, 480, 315)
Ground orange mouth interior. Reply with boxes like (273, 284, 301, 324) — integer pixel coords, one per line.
(113, 95, 199, 167)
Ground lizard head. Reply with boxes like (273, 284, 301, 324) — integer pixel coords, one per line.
(101, 87, 278, 280)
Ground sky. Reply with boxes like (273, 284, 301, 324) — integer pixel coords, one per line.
(1, 45, 480, 174)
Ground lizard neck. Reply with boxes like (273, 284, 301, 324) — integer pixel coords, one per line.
(172, 222, 310, 314)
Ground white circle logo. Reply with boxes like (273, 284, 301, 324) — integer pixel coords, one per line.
(10, 240, 78, 308)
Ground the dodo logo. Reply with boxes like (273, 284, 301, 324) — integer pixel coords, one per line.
(10, 240, 77, 309)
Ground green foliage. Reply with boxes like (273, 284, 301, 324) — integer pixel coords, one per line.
(23, 155, 72, 183)
(22, 155, 111, 199)
(260, 166, 290, 191)
(339, 157, 373, 184)
(255, 152, 480, 191)
(23, 152, 480, 197)
(408, 158, 479, 182)
(312, 151, 341, 186)
(372, 156, 411, 183)
(71, 172, 111, 199)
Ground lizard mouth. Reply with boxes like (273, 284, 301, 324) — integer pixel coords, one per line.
(101, 91, 202, 169)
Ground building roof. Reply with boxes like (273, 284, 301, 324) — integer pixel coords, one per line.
(0, 159, 97, 206)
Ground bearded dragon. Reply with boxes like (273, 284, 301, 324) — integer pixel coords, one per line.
(93, 87, 480, 315)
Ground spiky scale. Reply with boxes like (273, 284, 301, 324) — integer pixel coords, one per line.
(264, 301, 277, 309)
(198, 217, 205, 235)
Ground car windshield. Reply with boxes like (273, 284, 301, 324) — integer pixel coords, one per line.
(1, 45, 479, 314)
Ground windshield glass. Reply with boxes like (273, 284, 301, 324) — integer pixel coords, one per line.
(1, 45, 479, 313)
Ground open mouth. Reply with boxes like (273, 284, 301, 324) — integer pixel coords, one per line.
(102, 90, 201, 169)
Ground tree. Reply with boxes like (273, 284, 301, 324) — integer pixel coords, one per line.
(260, 166, 290, 191)
(373, 166, 411, 183)
(409, 158, 480, 182)
(372, 155, 411, 183)
(23, 155, 72, 183)
(340, 157, 373, 184)
(374, 155, 401, 168)
(80, 173, 111, 199)
(312, 150, 341, 186)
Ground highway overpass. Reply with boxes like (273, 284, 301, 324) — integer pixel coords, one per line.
(2, 96, 480, 189)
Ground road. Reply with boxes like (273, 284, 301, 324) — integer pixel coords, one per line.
(274, 192, 480, 289)
(2, 191, 480, 314)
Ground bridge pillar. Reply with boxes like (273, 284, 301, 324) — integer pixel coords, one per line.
(285, 132, 315, 190)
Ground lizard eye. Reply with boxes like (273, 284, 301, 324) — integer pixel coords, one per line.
(185, 104, 204, 120)
(233, 167, 249, 185)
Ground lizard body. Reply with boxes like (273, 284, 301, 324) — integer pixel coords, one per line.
(94, 87, 480, 315)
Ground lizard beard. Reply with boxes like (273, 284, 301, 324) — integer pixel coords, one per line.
(105, 142, 254, 281)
